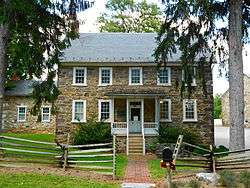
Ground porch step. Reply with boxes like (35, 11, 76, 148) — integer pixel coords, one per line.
(128, 135, 143, 155)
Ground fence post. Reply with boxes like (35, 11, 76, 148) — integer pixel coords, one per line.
(63, 133, 70, 171)
(0, 136, 3, 158)
(209, 145, 216, 173)
(113, 135, 116, 180)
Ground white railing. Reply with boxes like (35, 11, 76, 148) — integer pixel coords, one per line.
(112, 122, 127, 129)
(144, 122, 158, 129)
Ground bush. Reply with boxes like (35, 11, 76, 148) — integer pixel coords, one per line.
(219, 170, 239, 188)
(240, 171, 250, 188)
(147, 138, 158, 152)
(158, 125, 201, 145)
(73, 120, 111, 145)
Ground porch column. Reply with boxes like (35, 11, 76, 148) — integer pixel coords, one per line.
(111, 98, 114, 134)
(126, 98, 129, 155)
(155, 97, 160, 128)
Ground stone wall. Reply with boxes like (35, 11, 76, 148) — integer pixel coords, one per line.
(221, 75, 250, 127)
(2, 96, 56, 134)
(56, 65, 214, 145)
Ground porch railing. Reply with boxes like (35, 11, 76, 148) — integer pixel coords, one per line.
(144, 122, 158, 129)
(112, 122, 127, 129)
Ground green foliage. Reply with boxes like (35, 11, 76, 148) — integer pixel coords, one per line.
(158, 125, 201, 145)
(240, 171, 250, 188)
(188, 179, 201, 188)
(219, 170, 239, 188)
(98, 0, 162, 33)
(0, 1, 93, 115)
(214, 94, 222, 119)
(147, 138, 159, 153)
(73, 120, 112, 145)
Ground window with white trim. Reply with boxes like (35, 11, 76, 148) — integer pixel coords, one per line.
(157, 68, 171, 85)
(129, 67, 143, 85)
(72, 100, 86, 122)
(41, 106, 51, 122)
(182, 67, 196, 86)
(98, 100, 111, 122)
(160, 99, 171, 121)
(73, 67, 87, 85)
(183, 99, 197, 121)
(99, 67, 112, 86)
(17, 106, 27, 122)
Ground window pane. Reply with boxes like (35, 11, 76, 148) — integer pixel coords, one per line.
(159, 69, 169, 84)
(101, 69, 110, 84)
(74, 102, 84, 121)
(131, 69, 141, 84)
(101, 102, 110, 121)
(185, 101, 195, 119)
(160, 101, 169, 120)
(75, 69, 85, 84)
(42, 107, 50, 122)
(18, 107, 26, 121)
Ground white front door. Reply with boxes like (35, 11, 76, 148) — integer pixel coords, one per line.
(129, 101, 142, 133)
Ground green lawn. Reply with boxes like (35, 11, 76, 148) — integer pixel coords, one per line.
(116, 154, 128, 178)
(0, 172, 119, 188)
(149, 158, 205, 180)
(0, 133, 55, 142)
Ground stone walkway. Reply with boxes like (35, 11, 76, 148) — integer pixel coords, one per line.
(122, 155, 155, 188)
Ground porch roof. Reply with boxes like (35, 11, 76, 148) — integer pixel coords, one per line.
(105, 86, 167, 97)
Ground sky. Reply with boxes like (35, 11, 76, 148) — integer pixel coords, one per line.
(77, 0, 250, 96)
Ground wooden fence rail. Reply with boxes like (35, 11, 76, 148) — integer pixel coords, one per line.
(0, 135, 116, 179)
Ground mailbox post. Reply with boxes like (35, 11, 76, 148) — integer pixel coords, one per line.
(160, 147, 175, 188)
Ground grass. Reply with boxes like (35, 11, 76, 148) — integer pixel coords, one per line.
(0, 133, 55, 142)
(0, 172, 119, 188)
(116, 154, 128, 178)
(149, 158, 204, 180)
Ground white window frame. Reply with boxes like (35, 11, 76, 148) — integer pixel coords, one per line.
(157, 67, 171, 86)
(17, 106, 27, 122)
(72, 67, 87, 86)
(72, 100, 87, 123)
(159, 99, 172, 122)
(129, 67, 143, 85)
(182, 67, 197, 86)
(98, 99, 111, 122)
(41, 106, 51, 123)
(99, 67, 113, 86)
(183, 99, 198, 122)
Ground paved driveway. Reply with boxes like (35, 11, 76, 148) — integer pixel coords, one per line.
(215, 126, 250, 148)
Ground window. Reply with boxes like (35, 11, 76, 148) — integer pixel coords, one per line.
(41, 106, 51, 122)
(98, 100, 111, 122)
(73, 67, 87, 86)
(99, 67, 112, 86)
(160, 99, 171, 121)
(182, 67, 196, 86)
(17, 106, 27, 122)
(72, 100, 86, 122)
(183, 99, 197, 122)
(129, 67, 143, 85)
(157, 68, 171, 85)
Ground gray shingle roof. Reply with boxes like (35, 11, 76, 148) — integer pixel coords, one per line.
(61, 33, 182, 63)
(5, 80, 38, 97)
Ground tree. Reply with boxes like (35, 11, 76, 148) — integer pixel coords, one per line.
(214, 95, 222, 119)
(0, 0, 94, 127)
(155, 0, 248, 150)
(98, 0, 162, 33)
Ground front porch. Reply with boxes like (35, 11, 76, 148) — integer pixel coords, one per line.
(110, 97, 161, 155)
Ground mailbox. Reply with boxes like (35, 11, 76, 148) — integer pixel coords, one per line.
(162, 147, 173, 163)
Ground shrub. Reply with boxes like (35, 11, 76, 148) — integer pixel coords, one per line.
(73, 120, 111, 145)
(219, 170, 239, 188)
(240, 171, 250, 188)
(188, 179, 201, 188)
(158, 125, 201, 145)
(147, 138, 158, 152)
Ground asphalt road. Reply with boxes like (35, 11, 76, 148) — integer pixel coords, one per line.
(215, 126, 250, 148)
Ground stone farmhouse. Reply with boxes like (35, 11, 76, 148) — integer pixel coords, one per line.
(221, 74, 250, 127)
(56, 33, 214, 155)
(2, 80, 56, 133)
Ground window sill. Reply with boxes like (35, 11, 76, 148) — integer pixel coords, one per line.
(42, 121, 50, 123)
(157, 83, 172, 86)
(183, 119, 198, 123)
(160, 119, 172, 122)
(17, 120, 26, 123)
(72, 83, 87, 87)
(129, 83, 143, 86)
(98, 84, 112, 87)
(71, 120, 86, 123)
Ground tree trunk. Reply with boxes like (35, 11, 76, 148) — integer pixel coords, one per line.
(228, 0, 245, 150)
(0, 8, 10, 131)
